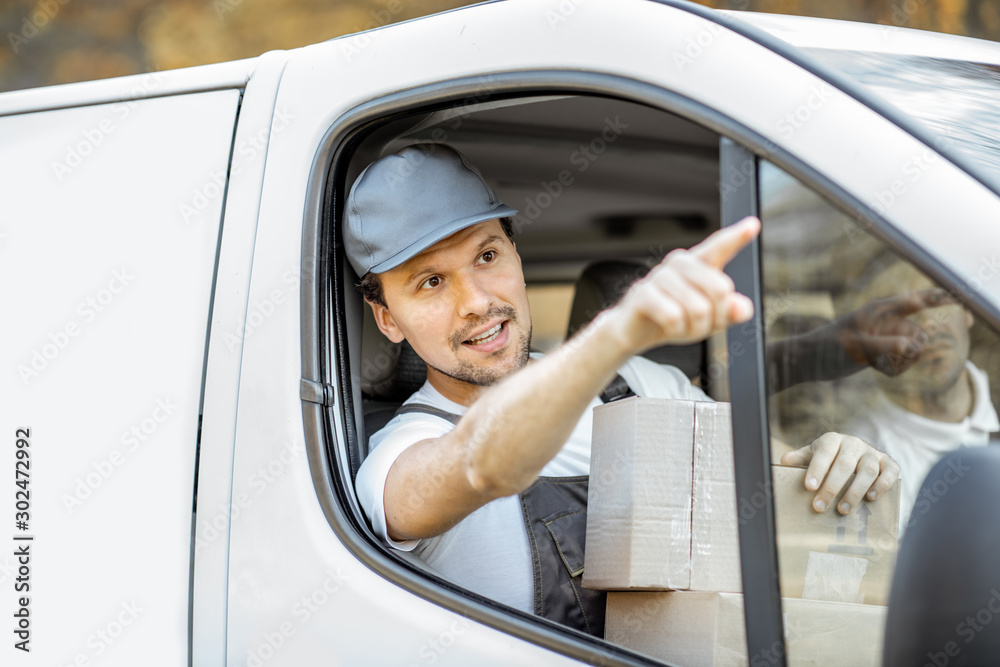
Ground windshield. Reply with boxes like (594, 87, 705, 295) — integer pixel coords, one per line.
(806, 49, 1000, 190)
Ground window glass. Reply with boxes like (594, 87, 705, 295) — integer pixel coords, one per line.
(806, 49, 1000, 188)
(761, 160, 1000, 664)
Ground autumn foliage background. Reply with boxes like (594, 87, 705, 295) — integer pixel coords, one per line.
(1, 0, 996, 93)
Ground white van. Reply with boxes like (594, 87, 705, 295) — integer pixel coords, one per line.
(5, 1, 1000, 665)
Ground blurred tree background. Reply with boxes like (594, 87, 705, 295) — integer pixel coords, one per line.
(1, 0, 997, 92)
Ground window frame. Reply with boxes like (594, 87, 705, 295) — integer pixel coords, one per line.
(299, 65, 1000, 666)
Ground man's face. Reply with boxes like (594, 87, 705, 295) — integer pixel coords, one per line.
(869, 265, 972, 395)
(369, 219, 532, 401)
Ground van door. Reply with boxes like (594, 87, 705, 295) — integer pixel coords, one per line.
(0, 89, 239, 665)
(223, 1, 1000, 666)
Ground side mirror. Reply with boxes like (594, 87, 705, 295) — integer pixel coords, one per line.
(883, 446, 1000, 666)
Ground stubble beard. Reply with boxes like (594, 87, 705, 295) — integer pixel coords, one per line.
(430, 306, 533, 387)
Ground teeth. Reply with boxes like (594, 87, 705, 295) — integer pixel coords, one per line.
(468, 323, 502, 345)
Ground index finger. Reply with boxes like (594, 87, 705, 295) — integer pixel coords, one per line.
(690, 216, 761, 269)
(882, 288, 958, 317)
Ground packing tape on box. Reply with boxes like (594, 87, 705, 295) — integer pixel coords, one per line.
(802, 551, 869, 604)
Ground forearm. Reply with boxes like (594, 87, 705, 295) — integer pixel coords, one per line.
(767, 327, 865, 393)
(455, 310, 633, 496)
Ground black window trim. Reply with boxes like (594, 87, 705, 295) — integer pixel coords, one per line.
(298, 67, 1000, 667)
(720, 139, 787, 666)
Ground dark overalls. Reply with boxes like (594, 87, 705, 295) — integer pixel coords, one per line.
(394, 375, 634, 638)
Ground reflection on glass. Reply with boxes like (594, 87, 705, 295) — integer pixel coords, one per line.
(837, 257, 999, 531)
(759, 160, 1000, 665)
(806, 49, 1000, 189)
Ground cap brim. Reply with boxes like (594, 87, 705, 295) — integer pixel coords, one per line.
(369, 203, 519, 274)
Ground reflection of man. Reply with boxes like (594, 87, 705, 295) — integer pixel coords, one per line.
(844, 261, 999, 531)
(349, 144, 898, 636)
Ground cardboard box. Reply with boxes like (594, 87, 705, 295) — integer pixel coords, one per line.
(691, 402, 741, 592)
(583, 398, 697, 590)
(773, 466, 899, 606)
(605, 590, 886, 667)
(584, 398, 740, 593)
(584, 397, 899, 606)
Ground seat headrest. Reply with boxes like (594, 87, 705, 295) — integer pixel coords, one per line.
(566, 260, 704, 380)
(566, 260, 651, 337)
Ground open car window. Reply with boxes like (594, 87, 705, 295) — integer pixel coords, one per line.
(347, 93, 729, 463)
(331, 92, 766, 662)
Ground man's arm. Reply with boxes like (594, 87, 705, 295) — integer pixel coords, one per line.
(767, 288, 953, 391)
(382, 217, 761, 541)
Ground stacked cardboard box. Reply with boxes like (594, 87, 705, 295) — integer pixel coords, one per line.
(605, 591, 887, 667)
(584, 399, 741, 593)
(585, 397, 899, 665)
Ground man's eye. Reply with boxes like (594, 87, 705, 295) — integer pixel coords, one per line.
(479, 250, 496, 264)
(420, 276, 442, 289)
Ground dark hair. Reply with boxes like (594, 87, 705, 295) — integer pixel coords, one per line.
(357, 217, 515, 308)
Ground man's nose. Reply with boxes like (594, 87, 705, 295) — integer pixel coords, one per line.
(454, 273, 492, 318)
(908, 306, 940, 331)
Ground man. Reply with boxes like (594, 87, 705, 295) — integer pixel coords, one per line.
(349, 143, 899, 635)
(842, 259, 999, 532)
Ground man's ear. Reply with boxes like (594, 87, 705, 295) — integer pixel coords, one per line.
(368, 300, 405, 344)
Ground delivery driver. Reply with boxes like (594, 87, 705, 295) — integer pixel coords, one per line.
(350, 144, 900, 636)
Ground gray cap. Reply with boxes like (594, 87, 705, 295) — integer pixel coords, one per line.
(344, 144, 518, 276)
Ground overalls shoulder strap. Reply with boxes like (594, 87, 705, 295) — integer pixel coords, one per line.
(394, 403, 461, 424)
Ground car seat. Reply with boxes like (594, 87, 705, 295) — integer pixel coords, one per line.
(565, 260, 706, 380)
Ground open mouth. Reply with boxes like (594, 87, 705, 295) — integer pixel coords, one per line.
(464, 321, 505, 346)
